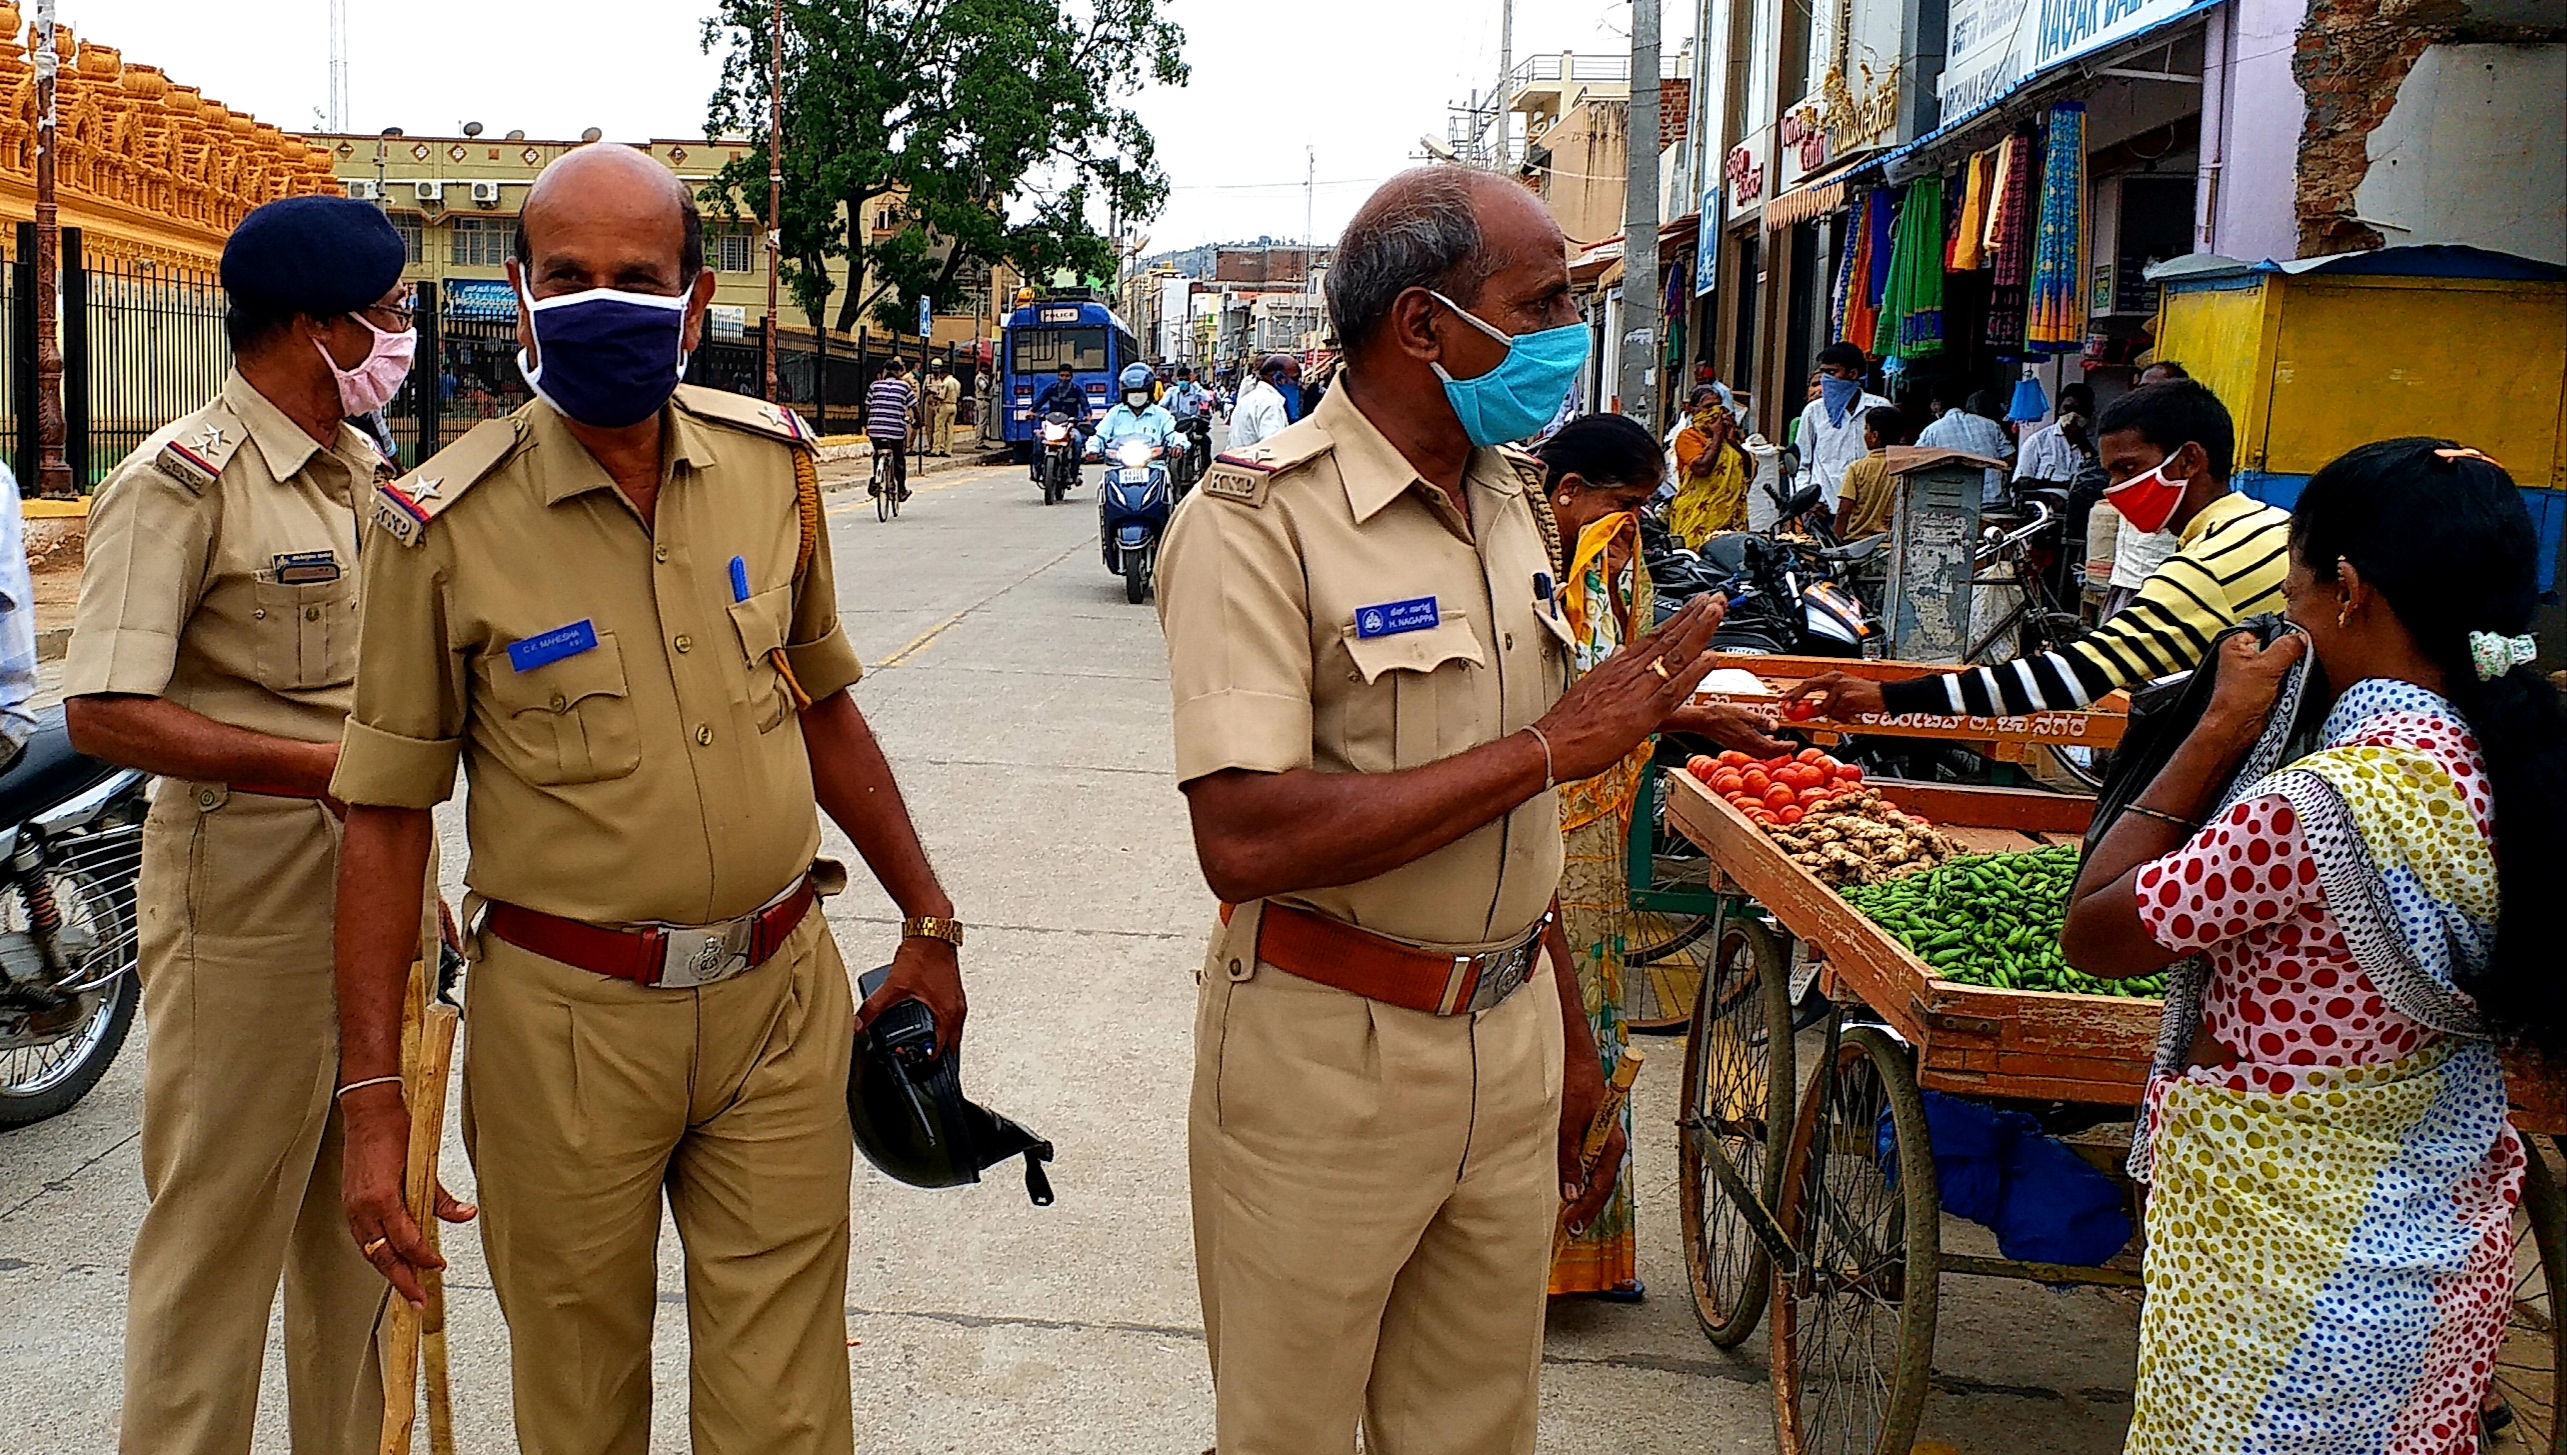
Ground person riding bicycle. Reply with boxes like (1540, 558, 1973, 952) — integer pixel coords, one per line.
(1090, 363, 1178, 463)
(866, 357, 920, 502)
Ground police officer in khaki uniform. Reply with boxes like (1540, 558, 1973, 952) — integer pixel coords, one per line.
(924, 359, 962, 455)
(329, 144, 965, 1455)
(1156, 169, 1729, 1455)
(63, 196, 447, 1455)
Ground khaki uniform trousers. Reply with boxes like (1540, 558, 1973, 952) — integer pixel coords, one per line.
(459, 903, 857, 1455)
(122, 785, 396, 1455)
(927, 403, 956, 455)
(1189, 913, 1566, 1455)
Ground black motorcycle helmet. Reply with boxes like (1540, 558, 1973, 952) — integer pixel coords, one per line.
(847, 967, 1055, 1204)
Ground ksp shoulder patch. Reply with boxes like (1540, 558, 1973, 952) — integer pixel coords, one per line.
(372, 415, 521, 547)
(673, 383, 818, 447)
(1199, 453, 1275, 506)
(151, 406, 247, 494)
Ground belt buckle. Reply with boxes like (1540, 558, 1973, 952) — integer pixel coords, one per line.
(1462, 912, 1553, 1015)
(651, 920, 752, 989)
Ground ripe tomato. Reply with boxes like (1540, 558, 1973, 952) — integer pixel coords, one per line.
(1740, 769, 1771, 795)
(1798, 786, 1830, 806)
(1777, 805, 1804, 826)
(1749, 810, 1776, 826)
(1715, 750, 1751, 768)
(1796, 747, 1829, 765)
(1763, 783, 1798, 810)
(1687, 755, 1717, 776)
(1726, 793, 1760, 814)
(1786, 698, 1820, 721)
(1836, 763, 1865, 783)
(1710, 771, 1746, 795)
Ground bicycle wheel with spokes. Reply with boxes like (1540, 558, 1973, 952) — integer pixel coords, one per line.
(2489, 1134, 2564, 1452)
(1677, 913, 1793, 1346)
(1770, 1023, 1940, 1455)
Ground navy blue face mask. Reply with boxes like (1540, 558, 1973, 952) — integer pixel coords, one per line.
(515, 281, 692, 429)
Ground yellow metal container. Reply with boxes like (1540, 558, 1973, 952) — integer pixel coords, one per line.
(2152, 246, 2567, 592)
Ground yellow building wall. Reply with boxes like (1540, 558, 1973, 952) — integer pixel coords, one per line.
(2266, 277, 2564, 488)
(2155, 282, 2273, 462)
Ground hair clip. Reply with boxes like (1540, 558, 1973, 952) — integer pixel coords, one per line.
(2434, 446, 2505, 468)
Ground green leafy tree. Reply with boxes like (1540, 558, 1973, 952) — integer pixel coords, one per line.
(702, 0, 1185, 336)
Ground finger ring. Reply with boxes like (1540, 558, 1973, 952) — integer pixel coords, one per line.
(1649, 659, 1671, 681)
(361, 1237, 389, 1257)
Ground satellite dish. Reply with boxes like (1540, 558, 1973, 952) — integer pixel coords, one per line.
(504, 129, 526, 141)
(579, 127, 603, 144)
(463, 121, 484, 138)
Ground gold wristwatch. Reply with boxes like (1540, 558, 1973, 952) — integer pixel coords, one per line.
(901, 915, 964, 948)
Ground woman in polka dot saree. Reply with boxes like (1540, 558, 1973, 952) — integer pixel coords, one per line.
(2062, 439, 2567, 1453)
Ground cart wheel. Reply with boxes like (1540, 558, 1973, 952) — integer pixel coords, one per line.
(2489, 1134, 2565, 1452)
(1770, 1024, 1940, 1455)
(1677, 915, 1793, 1347)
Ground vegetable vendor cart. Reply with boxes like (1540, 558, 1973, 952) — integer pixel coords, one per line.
(1659, 767, 2567, 1453)
(1613, 653, 2130, 1030)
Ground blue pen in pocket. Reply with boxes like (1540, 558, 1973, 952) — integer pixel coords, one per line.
(729, 555, 750, 603)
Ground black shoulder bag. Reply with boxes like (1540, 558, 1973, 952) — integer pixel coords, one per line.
(2082, 613, 2324, 858)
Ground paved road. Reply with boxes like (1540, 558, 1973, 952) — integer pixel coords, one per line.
(0, 454, 2142, 1452)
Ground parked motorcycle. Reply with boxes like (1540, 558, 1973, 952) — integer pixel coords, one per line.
(1646, 479, 1884, 657)
(1098, 436, 1173, 604)
(1035, 412, 1082, 505)
(0, 706, 149, 1130)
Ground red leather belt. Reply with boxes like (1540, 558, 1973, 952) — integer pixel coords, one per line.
(1218, 901, 1553, 1016)
(486, 878, 817, 989)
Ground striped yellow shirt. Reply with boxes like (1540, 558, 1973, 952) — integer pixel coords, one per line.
(1879, 491, 2293, 716)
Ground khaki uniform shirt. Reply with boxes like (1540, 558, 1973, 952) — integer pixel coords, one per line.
(329, 387, 864, 927)
(927, 376, 961, 410)
(1155, 384, 1571, 954)
(66, 369, 377, 741)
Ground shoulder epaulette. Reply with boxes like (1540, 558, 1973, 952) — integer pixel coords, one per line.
(1200, 426, 1334, 507)
(150, 403, 248, 494)
(371, 415, 523, 547)
(672, 384, 817, 447)
(1498, 443, 1550, 496)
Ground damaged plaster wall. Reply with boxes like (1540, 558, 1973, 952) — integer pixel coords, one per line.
(2353, 44, 2567, 262)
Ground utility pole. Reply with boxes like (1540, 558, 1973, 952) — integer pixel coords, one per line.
(1303, 145, 1315, 297)
(31, 0, 70, 499)
(1618, 0, 1661, 434)
(327, 0, 348, 132)
(1494, 0, 1515, 169)
(764, 0, 784, 403)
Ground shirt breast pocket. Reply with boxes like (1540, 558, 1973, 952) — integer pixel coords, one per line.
(725, 584, 796, 733)
(252, 578, 358, 691)
(484, 633, 643, 786)
(1337, 615, 1487, 773)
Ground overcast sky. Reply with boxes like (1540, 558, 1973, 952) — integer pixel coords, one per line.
(89, 0, 1690, 251)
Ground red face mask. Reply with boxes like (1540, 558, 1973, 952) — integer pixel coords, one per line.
(2104, 454, 2185, 534)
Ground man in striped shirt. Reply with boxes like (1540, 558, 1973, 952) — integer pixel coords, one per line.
(866, 358, 920, 501)
(1785, 380, 2289, 719)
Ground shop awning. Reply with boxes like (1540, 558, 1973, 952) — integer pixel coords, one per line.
(1881, 0, 2221, 182)
(1762, 156, 1879, 233)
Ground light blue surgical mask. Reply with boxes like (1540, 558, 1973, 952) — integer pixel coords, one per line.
(1428, 290, 1589, 448)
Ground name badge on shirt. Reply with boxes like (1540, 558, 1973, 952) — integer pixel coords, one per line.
(506, 619, 600, 674)
(271, 551, 341, 585)
(1355, 597, 1440, 639)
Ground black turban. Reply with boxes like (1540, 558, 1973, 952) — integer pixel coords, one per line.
(221, 195, 407, 317)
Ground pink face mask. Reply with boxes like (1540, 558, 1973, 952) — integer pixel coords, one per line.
(318, 316, 418, 417)
(2104, 454, 2185, 534)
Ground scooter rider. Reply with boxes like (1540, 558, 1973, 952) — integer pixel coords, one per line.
(1091, 363, 1179, 462)
(1165, 366, 1212, 482)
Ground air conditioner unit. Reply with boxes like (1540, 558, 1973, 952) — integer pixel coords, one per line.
(346, 179, 379, 201)
(469, 180, 502, 206)
(413, 180, 444, 204)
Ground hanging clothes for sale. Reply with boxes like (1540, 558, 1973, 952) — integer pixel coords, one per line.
(1842, 189, 1891, 352)
(2027, 103, 2089, 353)
(1877, 176, 1946, 363)
(1949, 148, 1995, 272)
(1866, 187, 1896, 310)
(1983, 129, 2038, 353)
(1832, 192, 1864, 343)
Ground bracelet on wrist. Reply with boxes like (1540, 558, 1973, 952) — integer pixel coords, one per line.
(2123, 803, 2199, 833)
(335, 1074, 404, 1100)
(901, 915, 964, 948)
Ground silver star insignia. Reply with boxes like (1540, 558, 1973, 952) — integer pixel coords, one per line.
(192, 424, 226, 452)
(408, 476, 442, 501)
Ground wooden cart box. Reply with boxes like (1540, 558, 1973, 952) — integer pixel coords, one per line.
(1686, 653, 2130, 762)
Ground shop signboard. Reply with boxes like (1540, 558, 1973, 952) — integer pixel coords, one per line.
(1695, 186, 1721, 298)
(1939, 0, 2206, 123)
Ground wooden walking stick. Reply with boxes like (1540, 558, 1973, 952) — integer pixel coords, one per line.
(1555, 1045, 1645, 1261)
(378, 958, 461, 1455)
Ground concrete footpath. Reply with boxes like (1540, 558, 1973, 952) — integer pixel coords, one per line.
(0, 458, 2141, 1452)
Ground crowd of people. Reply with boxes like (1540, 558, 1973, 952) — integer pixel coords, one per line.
(34, 141, 2564, 1455)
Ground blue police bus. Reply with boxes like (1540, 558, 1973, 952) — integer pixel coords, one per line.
(1000, 296, 1142, 456)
